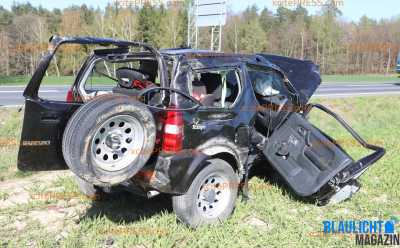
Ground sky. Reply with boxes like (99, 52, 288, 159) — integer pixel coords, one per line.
(1, 0, 399, 22)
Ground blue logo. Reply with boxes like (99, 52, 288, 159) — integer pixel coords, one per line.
(322, 218, 399, 246)
(385, 221, 395, 234)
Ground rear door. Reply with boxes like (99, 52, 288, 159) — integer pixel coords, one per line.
(18, 100, 81, 171)
(18, 45, 83, 171)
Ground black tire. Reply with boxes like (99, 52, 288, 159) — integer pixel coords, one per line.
(62, 94, 156, 186)
(73, 175, 102, 199)
(172, 159, 239, 228)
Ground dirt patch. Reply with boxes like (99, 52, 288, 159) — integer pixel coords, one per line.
(0, 189, 30, 208)
(29, 208, 67, 232)
(0, 171, 72, 209)
(0, 171, 71, 191)
(0, 171, 91, 238)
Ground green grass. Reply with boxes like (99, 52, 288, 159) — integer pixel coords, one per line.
(0, 96, 399, 247)
(0, 76, 73, 85)
(0, 75, 115, 86)
(322, 74, 400, 84)
(0, 107, 31, 181)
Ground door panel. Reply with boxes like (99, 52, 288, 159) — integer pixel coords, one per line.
(18, 99, 81, 171)
(263, 112, 354, 197)
(196, 107, 237, 122)
(193, 107, 237, 141)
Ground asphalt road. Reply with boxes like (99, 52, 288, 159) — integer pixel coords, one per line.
(0, 83, 400, 106)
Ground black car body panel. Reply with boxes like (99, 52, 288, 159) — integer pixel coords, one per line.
(258, 54, 321, 105)
(18, 100, 81, 171)
(18, 36, 385, 200)
(147, 150, 212, 194)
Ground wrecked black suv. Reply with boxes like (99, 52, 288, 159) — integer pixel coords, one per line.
(18, 36, 385, 227)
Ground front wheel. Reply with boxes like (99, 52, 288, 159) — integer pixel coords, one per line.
(172, 159, 239, 227)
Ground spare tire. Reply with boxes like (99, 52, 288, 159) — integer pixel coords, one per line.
(62, 94, 156, 186)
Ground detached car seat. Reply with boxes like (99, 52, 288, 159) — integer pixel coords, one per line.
(113, 68, 156, 95)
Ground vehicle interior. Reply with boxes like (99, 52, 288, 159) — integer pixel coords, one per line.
(187, 69, 241, 108)
(248, 67, 296, 137)
(81, 56, 159, 101)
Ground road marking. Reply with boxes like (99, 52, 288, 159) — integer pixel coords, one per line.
(0, 105, 23, 108)
(321, 83, 398, 87)
(0, 84, 71, 87)
(318, 87, 400, 92)
(0, 90, 60, 93)
(315, 91, 400, 97)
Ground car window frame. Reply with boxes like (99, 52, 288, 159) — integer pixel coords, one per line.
(84, 58, 120, 90)
(246, 63, 296, 101)
(77, 55, 159, 102)
(187, 66, 243, 110)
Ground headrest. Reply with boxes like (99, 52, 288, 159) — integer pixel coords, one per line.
(116, 68, 149, 89)
(201, 73, 222, 93)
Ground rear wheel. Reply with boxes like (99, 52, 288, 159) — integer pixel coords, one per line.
(172, 159, 239, 227)
(90, 114, 145, 172)
(62, 95, 156, 186)
(73, 175, 101, 199)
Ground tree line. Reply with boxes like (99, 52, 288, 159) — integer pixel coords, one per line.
(0, 1, 399, 77)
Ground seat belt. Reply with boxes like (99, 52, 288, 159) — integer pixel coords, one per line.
(221, 74, 227, 107)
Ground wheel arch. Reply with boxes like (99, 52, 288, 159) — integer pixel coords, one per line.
(168, 150, 243, 195)
(197, 137, 247, 178)
(210, 152, 241, 176)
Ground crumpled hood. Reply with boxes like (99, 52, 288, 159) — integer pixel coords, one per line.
(257, 54, 322, 105)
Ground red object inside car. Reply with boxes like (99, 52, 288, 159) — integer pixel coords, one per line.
(66, 88, 74, 102)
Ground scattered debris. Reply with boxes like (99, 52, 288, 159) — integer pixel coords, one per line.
(104, 236, 115, 247)
(374, 194, 388, 203)
(244, 216, 272, 231)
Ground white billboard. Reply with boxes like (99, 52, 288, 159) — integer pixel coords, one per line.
(195, 0, 227, 27)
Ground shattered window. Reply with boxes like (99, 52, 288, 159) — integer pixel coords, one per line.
(187, 68, 241, 108)
(248, 68, 290, 98)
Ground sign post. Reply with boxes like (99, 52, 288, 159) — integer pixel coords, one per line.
(187, 0, 227, 51)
